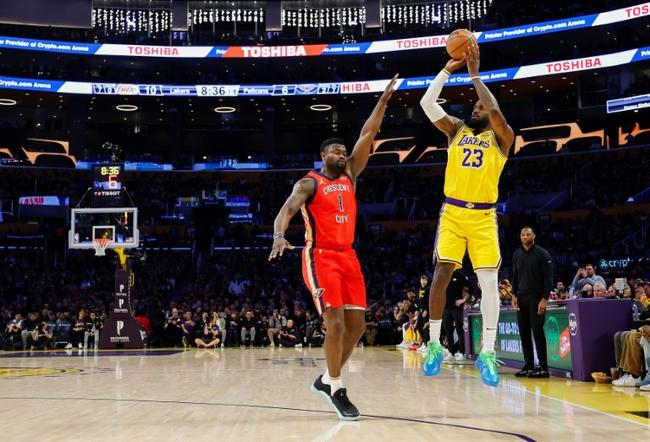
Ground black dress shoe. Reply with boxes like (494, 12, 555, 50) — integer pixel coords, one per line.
(528, 368, 550, 378)
(514, 369, 530, 377)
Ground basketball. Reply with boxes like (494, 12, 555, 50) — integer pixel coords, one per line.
(446, 28, 475, 60)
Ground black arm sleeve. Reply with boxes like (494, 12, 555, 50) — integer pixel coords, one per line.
(541, 251, 553, 300)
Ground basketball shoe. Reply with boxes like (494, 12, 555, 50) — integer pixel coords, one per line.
(476, 350, 501, 386)
(423, 341, 444, 376)
(311, 375, 360, 421)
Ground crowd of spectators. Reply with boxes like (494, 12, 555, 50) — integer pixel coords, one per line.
(2, 214, 650, 351)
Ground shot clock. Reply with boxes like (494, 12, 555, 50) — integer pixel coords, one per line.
(92, 163, 124, 207)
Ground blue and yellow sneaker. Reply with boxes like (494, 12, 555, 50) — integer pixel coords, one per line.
(423, 341, 444, 376)
(476, 350, 501, 386)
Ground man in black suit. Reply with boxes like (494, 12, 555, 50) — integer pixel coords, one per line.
(511, 227, 553, 378)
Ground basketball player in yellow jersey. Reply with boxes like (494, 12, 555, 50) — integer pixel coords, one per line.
(419, 42, 514, 386)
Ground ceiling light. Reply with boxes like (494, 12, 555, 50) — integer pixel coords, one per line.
(214, 106, 236, 113)
(0, 98, 17, 106)
(310, 104, 332, 111)
(116, 104, 138, 112)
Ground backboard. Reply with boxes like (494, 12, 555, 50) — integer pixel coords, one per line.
(68, 207, 139, 250)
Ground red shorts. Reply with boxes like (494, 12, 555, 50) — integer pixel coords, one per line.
(301, 245, 367, 315)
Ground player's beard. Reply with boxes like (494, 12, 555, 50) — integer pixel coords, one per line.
(334, 160, 346, 172)
(467, 115, 488, 131)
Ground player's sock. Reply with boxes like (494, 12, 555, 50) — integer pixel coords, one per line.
(477, 269, 499, 352)
(329, 376, 343, 394)
(428, 319, 442, 344)
(322, 369, 331, 384)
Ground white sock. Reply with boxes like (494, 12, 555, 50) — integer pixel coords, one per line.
(329, 376, 343, 394)
(477, 269, 500, 353)
(428, 319, 442, 344)
(322, 369, 331, 384)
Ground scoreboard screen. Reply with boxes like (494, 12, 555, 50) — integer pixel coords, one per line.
(92, 164, 124, 206)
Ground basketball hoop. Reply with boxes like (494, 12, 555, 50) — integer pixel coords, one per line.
(92, 238, 111, 256)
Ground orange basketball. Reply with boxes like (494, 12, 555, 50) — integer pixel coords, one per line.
(446, 29, 475, 60)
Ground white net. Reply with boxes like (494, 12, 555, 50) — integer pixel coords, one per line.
(92, 238, 111, 256)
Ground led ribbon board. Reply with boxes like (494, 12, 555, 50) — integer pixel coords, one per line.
(0, 3, 646, 59)
(0, 46, 647, 97)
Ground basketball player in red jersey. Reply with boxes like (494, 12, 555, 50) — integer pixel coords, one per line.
(269, 75, 398, 420)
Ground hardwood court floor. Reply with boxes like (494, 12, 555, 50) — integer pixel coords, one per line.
(0, 347, 649, 441)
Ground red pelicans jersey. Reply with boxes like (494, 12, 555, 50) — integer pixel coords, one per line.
(300, 170, 357, 250)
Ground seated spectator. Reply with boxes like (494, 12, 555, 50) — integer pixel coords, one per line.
(240, 310, 256, 348)
(181, 310, 195, 347)
(395, 300, 416, 348)
(593, 282, 607, 298)
(163, 308, 184, 347)
(579, 283, 593, 298)
(303, 310, 318, 343)
(279, 319, 302, 348)
(211, 311, 226, 347)
(606, 285, 618, 298)
(3, 314, 24, 350)
(364, 309, 378, 346)
(66, 310, 86, 349)
(267, 309, 286, 347)
(54, 312, 72, 347)
(571, 264, 606, 293)
(550, 281, 569, 301)
(84, 311, 103, 349)
(28, 322, 53, 350)
(499, 279, 513, 305)
(309, 321, 325, 347)
(21, 312, 39, 350)
(257, 315, 270, 346)
(613, 325, 650, 388)
(195, 317, 221, 348)
(226, 313, 240, 347)
(636, 284, 650, 310)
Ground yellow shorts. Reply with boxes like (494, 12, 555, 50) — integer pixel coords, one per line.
(434, 204, 502, 270)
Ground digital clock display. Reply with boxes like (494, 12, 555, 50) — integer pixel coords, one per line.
(92, 164, 124, 207)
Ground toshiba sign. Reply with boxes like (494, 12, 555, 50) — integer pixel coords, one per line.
(545, 57, 603, 73)
(128, 46, 179, 56)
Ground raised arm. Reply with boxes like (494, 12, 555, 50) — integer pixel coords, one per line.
(420, 58, 467, 140)
(268, 178, 315, 261)
(346, 74, 399, 180)
(465, 43, 514, 156)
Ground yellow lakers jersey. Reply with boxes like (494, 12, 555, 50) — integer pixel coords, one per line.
(444, 126, 507, 204)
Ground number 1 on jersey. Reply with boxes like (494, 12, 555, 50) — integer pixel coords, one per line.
(337, 194, 345, 212)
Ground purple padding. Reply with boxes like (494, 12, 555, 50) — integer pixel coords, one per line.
(566, 298, 632, 381)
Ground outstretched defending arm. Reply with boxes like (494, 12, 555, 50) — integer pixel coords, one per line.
(268, 178, 315, 261)
(420, 58, 467, 139)
(465, 42, 514, 156)
(346, 74, 399, 181)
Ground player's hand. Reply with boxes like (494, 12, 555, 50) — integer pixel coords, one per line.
(464, 42, 480, 77)
(444, 58, 466, 73)
(268, 237, 295, 261)
(537, 298, 547, 315)
(511, 295, 519, 311)
(380, 74, 399, 103)
(455, 299, 465, 307)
